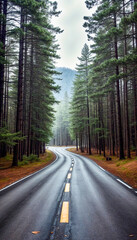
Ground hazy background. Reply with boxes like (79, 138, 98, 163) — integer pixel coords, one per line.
(51, 0, 91, 69)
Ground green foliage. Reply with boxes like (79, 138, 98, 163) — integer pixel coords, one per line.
(70, 44, 92, 142)
(18, 154, 40, 166)
(0, 0, 62, 163)
(121, 9, 137, 25)
(23, 154, 40, 163)
(0, 128, 25, 146)
(10, 0, 43, 13)
(9, 28, 24, 38)
(130, 146, 136, 152)
(18, 159, 29, 166)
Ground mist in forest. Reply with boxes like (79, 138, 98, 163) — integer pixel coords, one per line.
(50, 68, 76, 146)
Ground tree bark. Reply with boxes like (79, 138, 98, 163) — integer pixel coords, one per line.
(27, 36, 34, 156)
(123, 0, 130, 158)
(23, 15, 28, 156)
(113, 7, 125, 159)
(86, 59, 91, 155)
(13, 8, 24, 166)
(0, 0, 7, 128)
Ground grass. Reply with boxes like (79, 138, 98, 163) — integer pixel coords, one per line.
(0, 150, 56, 190)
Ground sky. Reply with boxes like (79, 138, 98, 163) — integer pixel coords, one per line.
(51, 0, 91, 70)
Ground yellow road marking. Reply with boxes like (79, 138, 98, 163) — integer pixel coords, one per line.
(67, 173, 71, 179)
(60, 202, 69, 223)
(64, 183, 70, 192)
(70, 167, 72, 171)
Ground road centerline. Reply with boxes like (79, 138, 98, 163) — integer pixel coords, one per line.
(60, 202, 69, 223)
(64, 183, 70, 192)
(67, 173, 71, 179)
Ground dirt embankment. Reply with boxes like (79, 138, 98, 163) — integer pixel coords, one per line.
(0, 150, 56, 190)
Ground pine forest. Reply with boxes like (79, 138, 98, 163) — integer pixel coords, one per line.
(1, 0, 137, 165)
(70, 0, 137, 159)
(0, 0, 61, 165)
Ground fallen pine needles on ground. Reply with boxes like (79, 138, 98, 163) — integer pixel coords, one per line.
(0, 150, 56, 190)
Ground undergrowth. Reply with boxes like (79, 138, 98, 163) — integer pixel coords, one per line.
(18, 154, 40, 166)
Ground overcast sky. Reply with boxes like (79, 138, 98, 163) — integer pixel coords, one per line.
(51, 0, 91, 70)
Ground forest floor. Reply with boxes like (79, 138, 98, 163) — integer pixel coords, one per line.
(67, 148, 137, 189)
(0, 150, 56, 190)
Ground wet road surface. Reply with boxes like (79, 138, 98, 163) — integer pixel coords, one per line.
(0, 147, 137, 240)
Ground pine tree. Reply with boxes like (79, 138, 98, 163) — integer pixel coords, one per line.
(0, 0, 61, 165)
(76, 44, 92, 154)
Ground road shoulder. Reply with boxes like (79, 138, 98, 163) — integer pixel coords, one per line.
(67, 148, 137, 189)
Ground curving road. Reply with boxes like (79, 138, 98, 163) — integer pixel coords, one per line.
(0, 147, 137, 240)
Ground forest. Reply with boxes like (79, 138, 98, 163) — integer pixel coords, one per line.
(0, 0, 61, 166)
(70, 0, 137, 159)
(1, 0, 137, 165)
(51, 67, 76, 146)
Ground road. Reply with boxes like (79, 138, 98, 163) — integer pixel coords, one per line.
(0, 147, 137, 240)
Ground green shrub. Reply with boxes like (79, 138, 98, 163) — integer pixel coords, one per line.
(18, 160, 29, 166)
(5, 154, 12, 161)
(130, 145, 136, 152)
(23, 155, 28, 161)
(23, 154, 40, 163)
(19, 154, 40, 166)
(27, 154, 40, 163)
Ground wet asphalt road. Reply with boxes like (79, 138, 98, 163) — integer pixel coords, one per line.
(0, 147, 137, 240)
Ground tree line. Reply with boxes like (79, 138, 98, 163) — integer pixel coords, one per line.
(70, 0, 137, 159)
(51, 92, 74, 146)
(0, 0, 61, 165)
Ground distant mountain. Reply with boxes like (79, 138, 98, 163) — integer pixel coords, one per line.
(54, 67, 76, 101)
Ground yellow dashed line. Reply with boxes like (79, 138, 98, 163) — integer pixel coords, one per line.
(64, 183, 70, 192)
(60, 202, 69, 223)
(67, 173, 71, 179)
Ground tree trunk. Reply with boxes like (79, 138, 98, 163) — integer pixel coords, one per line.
(0, 0, 7, 128)
(110, 91, 115, 155)
(98, 99, 102, 155)
(27, 36, 34, 156)
(13, 8, 24, 166)
(132, 0, 137, 154)
(76, 133, 78, 151)
(113, 8, 124, 159)
(23, 15, 28, 156)
(123, 0, 130, 158)
(85, 59, 92, 155)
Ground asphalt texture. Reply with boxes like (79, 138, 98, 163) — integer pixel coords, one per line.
(0, 147, 137, 240)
